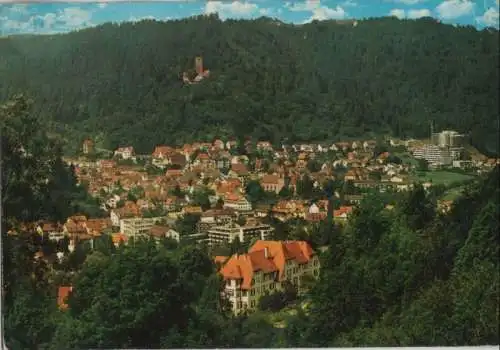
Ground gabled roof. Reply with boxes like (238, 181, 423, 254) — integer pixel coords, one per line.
(58, 286, 73, 310)
(219, 240, 316, 288)
(230, 163, 249, 175)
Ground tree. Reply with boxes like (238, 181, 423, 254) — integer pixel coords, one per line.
(417, 158, 429, 172)
(296, 174, 314, 199)
(245, 180, 266, 204)
(399, 184, 435, 231)
(174, 213, 201, 236)
(215, 198, 224, 209)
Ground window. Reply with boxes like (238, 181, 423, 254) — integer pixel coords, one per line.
(270, 283, 275, 290)
(237, 301, 242, 309)
(250, 289, 255, 296)
(251, 301, 255, 308)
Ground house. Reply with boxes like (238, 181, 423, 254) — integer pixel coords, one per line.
(305, 212, 327, 222)
(223, 194, 252, 212)
(182, 206, 203, 215)
(229, 163, 250, 183)
(85, 218, 112, 236)
(334, 206, 354, 222)
(152, 145, 174, 159)
(165, 169, 183, 178)
(271, 200, 306, 221)
(193, 153, 215, 169)
(296, 153, 308, 170)
(256, 141, 273, 152)
(57, 286, 73, 310)
(149, 225, 181, 242)
(213, 151, 231, 170)
(100, 160, 116, 170)
(112, 233, 128, 247)
(168, 153, 188, 168)
(213, 139, 225, 150)
(63, 215, 88, 237)
(219, 240, 320, 314)
(36, 222, 65, 241)
(260, 175, 285, 194)
(114, 146, 134, 160)
(110, 201, 141, 227)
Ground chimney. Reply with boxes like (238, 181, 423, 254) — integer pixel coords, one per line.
(264, 247, 269, 259)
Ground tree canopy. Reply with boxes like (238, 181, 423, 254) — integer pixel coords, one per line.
(0, 15, 498, 156)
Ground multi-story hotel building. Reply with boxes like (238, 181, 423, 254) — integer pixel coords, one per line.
(207, 220, 274, 246)
(119, 217, 165, 239)
(219, 240, 320, 314)
(197, 208, 236, 234)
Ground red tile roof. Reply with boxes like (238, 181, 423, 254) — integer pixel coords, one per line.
(220, 240, 316, 289)
(58, 286, 73, 310)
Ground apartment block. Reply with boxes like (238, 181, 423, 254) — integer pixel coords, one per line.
(119, 217, 166, 239)
(197, 209, 236, 234)
(208, 220, 274, 246)
(219, 240, 320, 314)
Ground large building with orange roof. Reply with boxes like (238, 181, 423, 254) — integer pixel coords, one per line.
(219, 240, 320, 314)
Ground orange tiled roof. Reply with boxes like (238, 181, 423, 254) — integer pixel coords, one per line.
(231, 163, 248, 175)
(58, 286, 73, 310)
(334, 206, 354, 217)
(220, 240, 316, 289)
(261, 174, 280, 184)
(112, 233, 128, 244)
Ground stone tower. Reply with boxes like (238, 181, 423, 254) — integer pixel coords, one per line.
(195, 56, 203, 75)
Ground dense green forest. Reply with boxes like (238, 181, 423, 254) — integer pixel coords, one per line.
(2, 96, 499, 348)
(0, 15, 499, 155)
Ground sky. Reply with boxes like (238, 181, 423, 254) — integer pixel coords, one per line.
(0, 0, 498, 36)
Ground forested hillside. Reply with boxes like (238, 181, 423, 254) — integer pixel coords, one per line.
(0, 15, 498, 155)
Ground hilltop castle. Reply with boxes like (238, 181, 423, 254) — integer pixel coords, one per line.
(182, 56, 210, 84)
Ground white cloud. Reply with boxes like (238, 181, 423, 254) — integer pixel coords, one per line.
(8, 4, 28, 14)
(58, 7, 92, 27)
(435, 0, 475, 20)
(342, 0, 358, 7)
(408, 8, 431, 18)
(1, 6, 93, 35)
(204, 1, 261, 19)
(308, 5, 346, 21)
(389, 8, 406, 18)
(287, 0, 318, 12)
(476, 7, 499, 27)
(389, 7, 432, 19)
(391, 0, 428, 4)
(97, 3, 108, 9)
(287, 0, 347, 22)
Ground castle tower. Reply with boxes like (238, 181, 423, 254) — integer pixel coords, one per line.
(195, 56, 203, 75)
